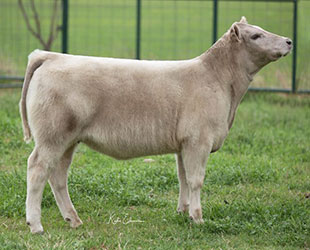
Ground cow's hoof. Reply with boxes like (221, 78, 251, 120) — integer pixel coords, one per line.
(177, 204, 189, 213)
(28, 222, 44, 234)
(68, 217, 83, 228)
(189, 208, 204, 224)
(190, 217, 204, 224)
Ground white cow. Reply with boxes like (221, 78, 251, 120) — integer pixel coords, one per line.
(20, 17, 292, 234)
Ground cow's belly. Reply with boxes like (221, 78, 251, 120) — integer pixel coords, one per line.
(80, 117, 179, 160)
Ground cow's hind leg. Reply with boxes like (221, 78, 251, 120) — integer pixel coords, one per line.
(48, 145, 82, 228)
(181, 144, 210, 223)
(26, 147, 57, 234)
(176, 153, 189, 213)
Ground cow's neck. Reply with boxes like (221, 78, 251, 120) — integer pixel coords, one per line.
(199, 35, 260, 129)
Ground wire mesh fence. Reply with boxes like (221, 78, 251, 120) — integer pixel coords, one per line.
(0, 0, 309, 93)
(297, 0, 310, 92)
(0, 0, 62, 77)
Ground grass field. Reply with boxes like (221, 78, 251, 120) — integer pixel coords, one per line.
(0, 89, 309, 249)
(0, 0, 309, 90)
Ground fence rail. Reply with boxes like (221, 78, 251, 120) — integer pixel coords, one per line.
(0, 0, 309, 93)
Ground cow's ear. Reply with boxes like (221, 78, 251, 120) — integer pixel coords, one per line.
(230, 23, 241, 42)
(240, 16, 248, 24)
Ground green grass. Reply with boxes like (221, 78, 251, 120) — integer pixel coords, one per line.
(0, 89, 310, 249)
(0, 0, 310, 90)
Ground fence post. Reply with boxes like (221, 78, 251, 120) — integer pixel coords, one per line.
(292, 0, 298, 93)
(213, 0, 218, 44)
(62, 0, 69, 53)
(136, 0, 141, 59)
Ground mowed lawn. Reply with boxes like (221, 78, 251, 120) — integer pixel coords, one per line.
(0, 89, 309, 249)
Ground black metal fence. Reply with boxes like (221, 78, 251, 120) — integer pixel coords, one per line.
(0, 0, 309, 93)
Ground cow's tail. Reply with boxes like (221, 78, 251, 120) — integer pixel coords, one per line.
(19, 50, 46, 143)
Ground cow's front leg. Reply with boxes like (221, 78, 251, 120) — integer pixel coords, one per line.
(176, 153, 189, 213)
(181, 143, 210, 223)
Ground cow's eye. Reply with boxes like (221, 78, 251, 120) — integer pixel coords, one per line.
(251, 34, 262, 40)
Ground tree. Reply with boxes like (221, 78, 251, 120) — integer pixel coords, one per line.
(18, 0, 61, 51)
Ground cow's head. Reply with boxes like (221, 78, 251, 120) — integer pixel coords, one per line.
(229, 17, 292, 70)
